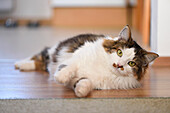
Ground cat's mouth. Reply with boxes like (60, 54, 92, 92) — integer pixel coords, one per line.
(113, 63, 124, 71)
(112, 63, 128, 76)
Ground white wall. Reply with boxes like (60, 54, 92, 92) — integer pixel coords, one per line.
(0, 0, 51, 19)
(150, 0, 158, 52)
(0, 0, 14, 11)
(51, 0, 137, 7)
(151, 0, 170, 56)
(0, 0, 137, 19)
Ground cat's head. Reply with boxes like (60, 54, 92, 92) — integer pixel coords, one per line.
(103, 25, 159, 80)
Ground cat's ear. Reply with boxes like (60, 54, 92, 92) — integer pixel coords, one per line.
(118, 25, 132, 41)
(144, 52, 159, 65)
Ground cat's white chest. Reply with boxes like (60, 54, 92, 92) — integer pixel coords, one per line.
(71, 40, 116, 89)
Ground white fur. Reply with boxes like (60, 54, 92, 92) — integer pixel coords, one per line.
(105, 36, 113, 40)
(48, 44, 73, 80)
(57, 47, 73, 65)
(105, 36, 119, 41)
(54, 38, 141, 90)
(15, 58, 36, 71)
(113, 36, 119, 41)
(48, 44, 58, 58)
(48, 45, 73, 80)
(74, 79, 93, 97)
(47, 44, 59, 79)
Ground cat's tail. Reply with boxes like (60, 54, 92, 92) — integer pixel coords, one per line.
(15, 47, 50, 71)
(15, 42, 60, 72)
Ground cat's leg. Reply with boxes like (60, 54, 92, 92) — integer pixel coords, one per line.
(15, 47, 49, 71)
(71, 78, 93, 97)
(54, 63, 77, 85)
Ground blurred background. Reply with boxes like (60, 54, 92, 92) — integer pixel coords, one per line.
(0, 0, 168, 61)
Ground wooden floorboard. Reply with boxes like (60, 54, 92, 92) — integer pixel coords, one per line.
(0, 60, 170, 99)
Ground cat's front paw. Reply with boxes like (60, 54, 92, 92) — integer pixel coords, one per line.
(54, 68, 75, 85)
(74, 79, 92, 97)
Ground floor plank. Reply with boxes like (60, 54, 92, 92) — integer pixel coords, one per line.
(0, 60, 170, 99)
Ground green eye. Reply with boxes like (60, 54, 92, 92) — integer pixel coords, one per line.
(117, 49, 123, 57)
(128, 61, 136, 67)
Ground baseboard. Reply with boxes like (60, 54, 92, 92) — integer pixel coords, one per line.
(52, 7, 129, 27)
(152, 57, 170, 66)
(0, 19, 51, 26)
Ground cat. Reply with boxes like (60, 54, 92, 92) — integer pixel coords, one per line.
(15, 25, 159, 97)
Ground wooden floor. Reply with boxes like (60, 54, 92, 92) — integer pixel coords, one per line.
(0, 26, 168, 99)
(0, 60, 170, 99)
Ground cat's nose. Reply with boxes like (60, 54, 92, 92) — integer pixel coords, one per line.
(113, 63, 123, 69)
(117, 64, 123, 68)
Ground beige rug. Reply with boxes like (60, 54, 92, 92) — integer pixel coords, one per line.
(1, 98, 170, 113)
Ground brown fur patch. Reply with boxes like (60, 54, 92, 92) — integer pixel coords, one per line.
(113, 63, 117, 67)
(103, 39, 128, 54)
(103, 39, 116, 53)
(120, 68, 124, 71)
(31, 47, 50, 71)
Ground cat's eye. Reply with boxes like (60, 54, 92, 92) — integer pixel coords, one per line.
(117, 49, 123, 57)
(128, 61, 136, 67)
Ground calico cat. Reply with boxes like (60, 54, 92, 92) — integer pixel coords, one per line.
(15, 25, 159, 97)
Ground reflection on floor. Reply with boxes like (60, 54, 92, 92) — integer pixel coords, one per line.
(0, 60, 170, 99)
(0, 26, 143, 59)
